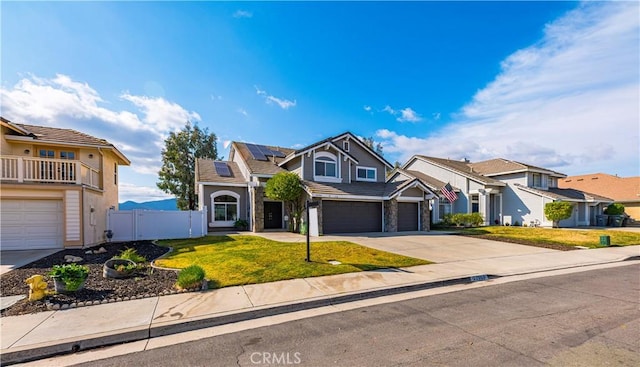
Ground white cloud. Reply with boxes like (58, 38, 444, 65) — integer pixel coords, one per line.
(223, 140, 232, 149)
(363, 105, 372, 112)
(397, 107, 422, 122)
(0, 74, 202, 177)
(254, 85, 296, 110)
(233, 10, 253, 18)
(378, 2, 639, 177)
(237, 108, 248, 117)
(381, 105, 422, 122)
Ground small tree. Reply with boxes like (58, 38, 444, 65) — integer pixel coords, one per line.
(157, 122, 218, 210)
(544, 201, 574, 228)
(265, 172, 304, 232)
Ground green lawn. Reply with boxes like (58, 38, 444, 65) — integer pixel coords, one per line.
(156, 235, 431, 288)
(460, 227, 640, 248)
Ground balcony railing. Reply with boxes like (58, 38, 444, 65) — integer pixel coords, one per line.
(0, 156, 101, 189)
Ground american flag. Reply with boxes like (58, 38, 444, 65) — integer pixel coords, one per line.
(440, 183, 458, 203)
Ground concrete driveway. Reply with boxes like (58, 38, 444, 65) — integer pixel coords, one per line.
(0, 249, 60, 275)
(252, 230, 558, 263)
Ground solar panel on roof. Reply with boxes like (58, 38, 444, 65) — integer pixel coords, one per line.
(213, 161, 232, 177)
(246, 143, 268, 161)
(257, 145, 286, 158)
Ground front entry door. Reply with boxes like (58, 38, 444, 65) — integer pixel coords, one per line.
(264, 202, 283, 229)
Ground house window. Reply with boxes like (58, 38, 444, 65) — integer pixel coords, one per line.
(314, 151, 339, 182)
(39, 150, 55, 180)
(59, 151, 76, 181)
(471, 194, 479, 213)
(343, 140, 350, 152)
(548, 177, 556, 188)
(114, 163, 118, 185)
(356, 166, 376, 182)
(532, 173, 541, 187)
(211, 191, 240, 226)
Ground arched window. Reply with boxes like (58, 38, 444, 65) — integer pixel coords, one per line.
(314, 151, 339, 182)
(210, 191, 240, 227)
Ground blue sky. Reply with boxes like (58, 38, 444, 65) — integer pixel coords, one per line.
(2, 1, 638, 202)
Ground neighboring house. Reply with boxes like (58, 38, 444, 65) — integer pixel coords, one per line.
(559, 173, 640, 220)
(0, 117, 130, 249)
(196, 132, 438, 234)
(403, 156, 612, 228)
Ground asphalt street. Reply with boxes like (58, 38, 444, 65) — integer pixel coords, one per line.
(69, 263, 640, 367)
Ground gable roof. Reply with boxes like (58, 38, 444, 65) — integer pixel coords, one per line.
(559, 173, 639, 203)
(409, 155, 504, 186)
(515, 184, 613, 202)
(470, 158, 565, 177)
(278, 132, 393, 169)
(196, 158, 247, 185)
(230, 142, 295, 176)
(303, 180, 388, 199)
(1, 117, 130, 165)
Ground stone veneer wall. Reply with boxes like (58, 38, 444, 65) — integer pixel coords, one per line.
(384, 199, 398, 232)
(421, 200, 431, 231)
(252, 186, 264, 232)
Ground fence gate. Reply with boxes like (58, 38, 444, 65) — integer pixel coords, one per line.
(107, 208, 207, 242)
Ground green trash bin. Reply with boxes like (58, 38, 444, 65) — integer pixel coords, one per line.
(300, 222, 308, 235)
(599, 235, 610, 246)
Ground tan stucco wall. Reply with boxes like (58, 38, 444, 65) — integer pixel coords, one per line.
(623, 203, 640, 220)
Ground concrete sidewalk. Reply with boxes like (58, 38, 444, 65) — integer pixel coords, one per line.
(2, 243, 638, 365)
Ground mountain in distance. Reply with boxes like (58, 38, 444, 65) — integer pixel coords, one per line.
(119, 198, 178, 211)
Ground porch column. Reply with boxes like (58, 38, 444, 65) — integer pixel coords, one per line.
(421, 200, 431, 231)
(384, 199, 398, 232)
(480, 191, 490, 225)
(252, 186, 264, 232)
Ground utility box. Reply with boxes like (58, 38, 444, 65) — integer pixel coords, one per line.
(599, 235, 610, 246)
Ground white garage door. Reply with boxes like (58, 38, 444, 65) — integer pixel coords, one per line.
(1, 199, 64, 250)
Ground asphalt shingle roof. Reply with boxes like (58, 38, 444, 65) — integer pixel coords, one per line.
(232, 142, 295, 176)
(515, 184, 612, 202)
(304, 180, 388, 198)
(470, 158, 565, 177)
(413, 156, 503, 185)
(196, 159, 247, 185)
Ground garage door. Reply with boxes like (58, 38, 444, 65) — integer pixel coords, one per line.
(398, 202, 419, 231)
(1, 199, 64, 250)
(323, 201, 382, 234)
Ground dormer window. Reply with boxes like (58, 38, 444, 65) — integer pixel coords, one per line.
(343, 140, 350, 152)
(314, 151, 340, 183)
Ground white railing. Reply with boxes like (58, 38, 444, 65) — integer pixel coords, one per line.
(0, 156, 101, 189)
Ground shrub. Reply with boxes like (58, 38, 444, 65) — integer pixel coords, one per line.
(466, 213, 484, 226)
(544, 201, 574, 228)
(177, 265, 206, 289)
(49, 263, 89, 291)
(604, 203, 625, 215)
(115, 248, 147, 263)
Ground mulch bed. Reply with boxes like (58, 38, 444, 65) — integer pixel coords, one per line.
(1, 241, 180, 317)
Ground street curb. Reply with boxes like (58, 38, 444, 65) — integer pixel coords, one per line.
(0, 274, 493, 365)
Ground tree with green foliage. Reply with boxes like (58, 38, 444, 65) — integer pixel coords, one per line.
(265, 172, 304, 232)
(360, 136, 384, 156)
(157, 122, 218, 210)
(604, 203, 625, 215)
(544, 201, 574, 228)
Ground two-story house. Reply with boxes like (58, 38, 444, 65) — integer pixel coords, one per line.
(196, 132, 438, 234)
(403, 156, 612, 227)
(0, 117, 130, 249)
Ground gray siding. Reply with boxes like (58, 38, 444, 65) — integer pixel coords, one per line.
(203, 186, 249, 226)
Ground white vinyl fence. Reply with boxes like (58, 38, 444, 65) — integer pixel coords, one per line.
(107, 208, 207, 242)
